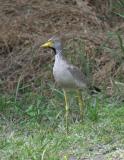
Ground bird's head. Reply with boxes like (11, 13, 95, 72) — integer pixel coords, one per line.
(41, 36, 62, 54)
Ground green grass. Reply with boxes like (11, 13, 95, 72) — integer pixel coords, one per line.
(112, 0, 124, 18)
(0, 34, 124, 159)
(0, 90, 124, 160)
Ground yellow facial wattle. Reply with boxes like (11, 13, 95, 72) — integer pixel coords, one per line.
(41, 41, 53, 48)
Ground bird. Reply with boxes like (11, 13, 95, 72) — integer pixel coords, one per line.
(41, 36, 100, 133)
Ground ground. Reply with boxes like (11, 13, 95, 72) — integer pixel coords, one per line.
(0, 0, 124, 93)
(0, 95, 124, 159)
(0, 0, 124, 160)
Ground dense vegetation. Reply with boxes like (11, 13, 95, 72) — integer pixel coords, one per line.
(0, 0, 124, 159)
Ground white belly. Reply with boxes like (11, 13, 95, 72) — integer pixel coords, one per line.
(53, 54, 87, 89)
(53, 60, 76, 88)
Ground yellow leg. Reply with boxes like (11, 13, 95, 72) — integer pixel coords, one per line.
(63, 89, 69, 134)
(76, 90, 84, 121)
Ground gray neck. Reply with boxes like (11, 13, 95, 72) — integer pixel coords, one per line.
(56, 49, 62, 55)
(52, 46, 63, 56)
(54, 48, 65, 62)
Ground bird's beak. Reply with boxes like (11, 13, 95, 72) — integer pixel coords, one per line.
(41, 41, 53, 48)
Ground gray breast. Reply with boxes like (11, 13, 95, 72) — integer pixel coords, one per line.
(53, 60, 87, 89)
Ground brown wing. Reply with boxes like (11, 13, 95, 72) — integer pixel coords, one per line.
(67, 64, 88, 85)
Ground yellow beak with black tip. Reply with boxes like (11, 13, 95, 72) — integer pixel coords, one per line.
(41, 41, 53, 48)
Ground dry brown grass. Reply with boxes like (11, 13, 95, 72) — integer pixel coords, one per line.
(0, 0, 123, 93)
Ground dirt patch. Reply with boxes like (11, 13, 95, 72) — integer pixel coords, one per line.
(0, 0, 123, 93)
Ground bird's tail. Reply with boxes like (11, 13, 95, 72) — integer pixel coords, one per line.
(88, 86, 101, 95)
